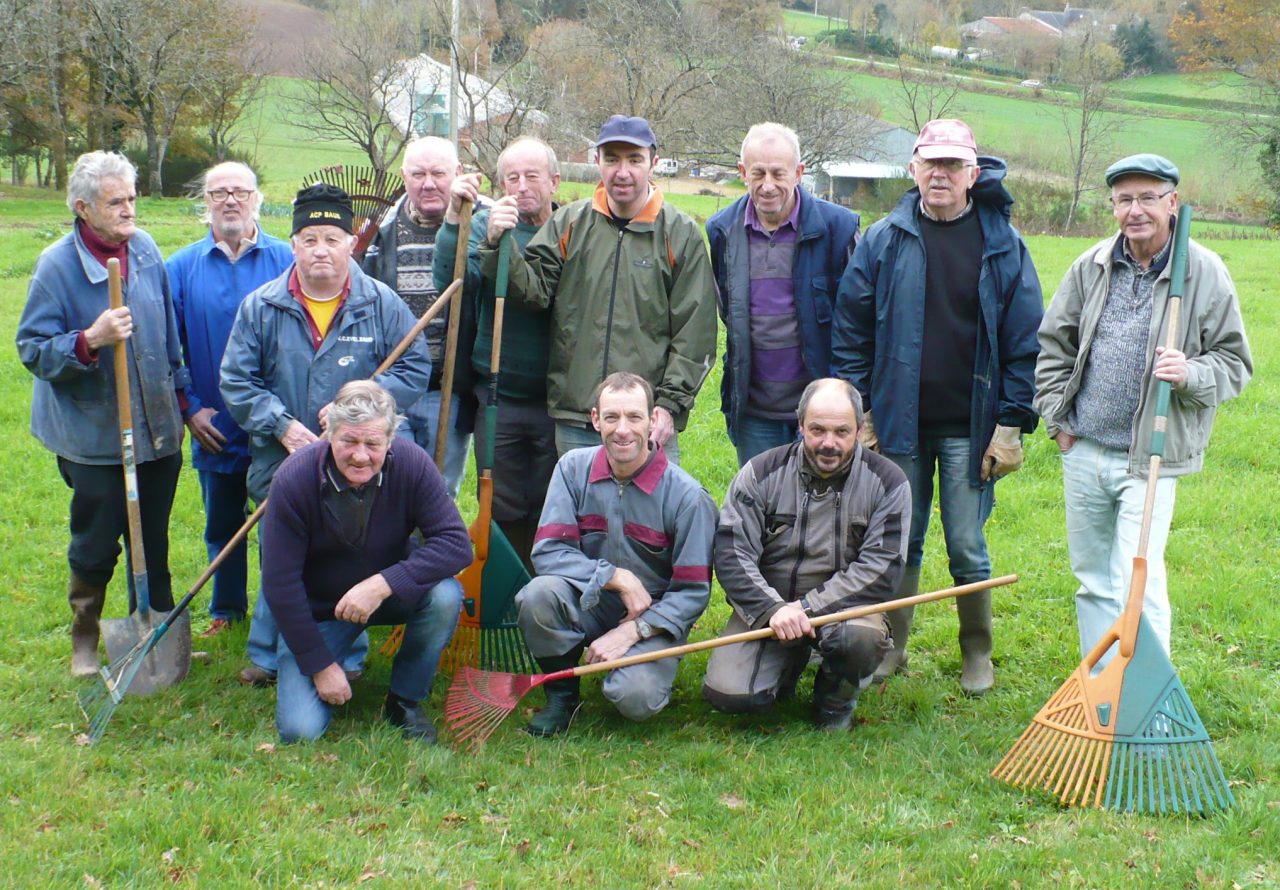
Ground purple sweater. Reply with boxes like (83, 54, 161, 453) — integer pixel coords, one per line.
(262, 438, 472, 675)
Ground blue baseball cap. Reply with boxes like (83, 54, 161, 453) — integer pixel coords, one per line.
(594, 115, 657, 149)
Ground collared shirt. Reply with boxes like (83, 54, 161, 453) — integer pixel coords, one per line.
(743, 189, 806, 418)
(1068, 225, 1175, 450)
(919, 197, 975, 223)
(321, 449, 384, 549)
(286, 266, 351, 349)
(214, 225, 259, 263)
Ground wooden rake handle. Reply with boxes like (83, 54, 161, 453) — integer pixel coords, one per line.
(434, 199, 474, 470)
(1120, 206, 1192, 657)
(566, 574, 1019, 679)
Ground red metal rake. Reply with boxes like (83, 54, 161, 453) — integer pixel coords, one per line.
(443, 575, 1019, 750)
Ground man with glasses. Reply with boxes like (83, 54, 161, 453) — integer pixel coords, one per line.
(831, 119, 1043, 695)
(1035, 153, 1251, 662)
(167, 162, 292, 635)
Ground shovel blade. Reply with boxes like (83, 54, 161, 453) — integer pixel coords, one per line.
(102, 609, 192, 696)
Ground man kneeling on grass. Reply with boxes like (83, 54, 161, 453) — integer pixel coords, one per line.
(516, 372, 717, 737)
(702, 378, 910, 730)
(261, 381, 471, 743)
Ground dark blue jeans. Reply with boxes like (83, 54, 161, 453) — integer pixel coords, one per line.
(197, 468, 250, 620)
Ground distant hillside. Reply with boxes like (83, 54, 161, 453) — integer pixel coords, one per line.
(245, 0, 329, 76)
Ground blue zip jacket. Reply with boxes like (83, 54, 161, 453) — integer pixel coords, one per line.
(831, 158, 1043, 487)
(17, 225, 189, 465)
(166, 229, 293, 474)
(220, 261, 433, 501)
(706, 188, 860, 443)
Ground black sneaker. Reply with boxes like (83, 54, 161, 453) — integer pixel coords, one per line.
(384, 693, 437, 743)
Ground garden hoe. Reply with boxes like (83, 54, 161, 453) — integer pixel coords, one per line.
(82, 278, 463, 741)
(97, 258, 191, 697)
(991, 207, 1234, 815)
(444, 575, 1019, 750)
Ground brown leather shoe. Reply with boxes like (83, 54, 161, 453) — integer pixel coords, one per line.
(238, 665, 276, 687)
(200, 618, 233, 638)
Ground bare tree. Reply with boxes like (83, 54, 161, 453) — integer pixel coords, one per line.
(690, 39, 883, 170)
(1057, 28, 1123, 232)
(200, 39, 270, 162)
(285, 0, 432, 177)
(893, 53, 962, 131)
(84, 0, 247, 194)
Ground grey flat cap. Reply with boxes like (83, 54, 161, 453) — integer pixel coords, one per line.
(1105, 153, 1180, 186)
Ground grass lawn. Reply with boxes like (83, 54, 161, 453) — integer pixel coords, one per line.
(0, 176, 1276, 886)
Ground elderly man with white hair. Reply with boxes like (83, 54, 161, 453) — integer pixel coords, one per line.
(17, 150, 190, 676)
(363, 136, 476, 496)
(705, 123, 861, 466)
(166, 161, 293, 634)
(261, 380, 470, 743)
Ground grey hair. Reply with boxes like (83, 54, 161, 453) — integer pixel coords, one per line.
(403, 136, 459, 170)
(796, 378, 863, 427)
(326, 380, 404, 438)
(194, 161, 262, 226)
(740, 123, 802, 167)
(67, 151, 137, 213)
(497, 137, 560, 181)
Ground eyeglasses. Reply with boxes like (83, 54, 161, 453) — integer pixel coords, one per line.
(206, 188, 253, 203)
(1110, 190, 1173, 211)
(916, 158, 974, 174)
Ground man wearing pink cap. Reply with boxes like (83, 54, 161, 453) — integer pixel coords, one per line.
(831, 119, 1043, 695)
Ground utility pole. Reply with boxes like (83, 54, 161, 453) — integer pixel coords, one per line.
(449, 0, 460, 149)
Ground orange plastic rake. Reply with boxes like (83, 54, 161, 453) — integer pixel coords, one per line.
(444, 575, 1019, 750)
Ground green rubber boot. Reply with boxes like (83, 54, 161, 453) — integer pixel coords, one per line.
(69, 573, 106, 678)
(872, 566, 919, 683)
(526, 653, 582, 738)
(957, 588, 994, 696)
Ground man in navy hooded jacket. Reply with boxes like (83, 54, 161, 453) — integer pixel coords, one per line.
(831, 119, 1043, 696)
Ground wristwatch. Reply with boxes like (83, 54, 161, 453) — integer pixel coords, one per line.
(635, 617, 655, 640)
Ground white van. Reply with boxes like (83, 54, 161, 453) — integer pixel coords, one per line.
(655, 158, 679, 176)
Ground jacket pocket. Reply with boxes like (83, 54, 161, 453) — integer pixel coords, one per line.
(844, 520, 867, 565)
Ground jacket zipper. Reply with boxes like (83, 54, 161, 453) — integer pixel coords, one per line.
(601, 226, 625, 380)
(833, 490, 843, 577)
(787, 491, 811, 600)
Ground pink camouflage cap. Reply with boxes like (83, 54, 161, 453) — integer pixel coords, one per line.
(913, 119, 977, 164)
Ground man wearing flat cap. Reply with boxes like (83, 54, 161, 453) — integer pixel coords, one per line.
(480, 114, 717, 463)
(1035, 153, 1252, 662)
(831, 118, 1043, 695)
(221, 182, 434, 688)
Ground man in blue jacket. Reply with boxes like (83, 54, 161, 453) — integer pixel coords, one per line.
(167, 162, 292, 635)
(707, 122, 860, 464)
(832, 119, 1043, 695)
(221, 183, 434, 688)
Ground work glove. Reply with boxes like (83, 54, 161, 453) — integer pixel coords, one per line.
(980, 424, 1023, 481)
(858, 410, 879, 453)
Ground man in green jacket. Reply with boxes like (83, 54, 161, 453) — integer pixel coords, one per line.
(479, 116, 717, 464)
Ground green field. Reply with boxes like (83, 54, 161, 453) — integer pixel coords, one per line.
(0, 180, 1276, 886)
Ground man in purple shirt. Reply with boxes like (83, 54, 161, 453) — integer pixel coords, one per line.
(260, 381, 470, 743)
(706, 123, 861, 465)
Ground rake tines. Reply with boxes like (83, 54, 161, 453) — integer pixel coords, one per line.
(443, 666, 550, 751)
(299, 164, 403, 222)
(78, 643, 148, 742)
(993, 616, 1234, 816)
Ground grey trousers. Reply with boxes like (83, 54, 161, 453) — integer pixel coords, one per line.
(516, 575, 684, 721)
(701, 610, 891, 714)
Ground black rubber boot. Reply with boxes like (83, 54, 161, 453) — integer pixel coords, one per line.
(957, 588, 994, 696)
(69, 573, 106, 678)
(811, 662, 861, 732)
(526, 653, 582, 738)
(384, 692, 438, 743)
(873, 566, 919, 683)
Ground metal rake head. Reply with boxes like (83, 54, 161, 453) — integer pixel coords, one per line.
(443, 666, 549, 751)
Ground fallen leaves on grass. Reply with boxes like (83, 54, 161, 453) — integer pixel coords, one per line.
(719, 793, 746, 809)
(356, 869, 385, 883)
(256, 743, 275, 754)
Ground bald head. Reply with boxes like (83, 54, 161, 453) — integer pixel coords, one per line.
(797, 378, 863, 477)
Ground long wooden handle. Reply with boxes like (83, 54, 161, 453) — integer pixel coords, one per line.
(107, 258, 150, 610)
(568, 574, 1019, 678)
(434, 199, 473, 470)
